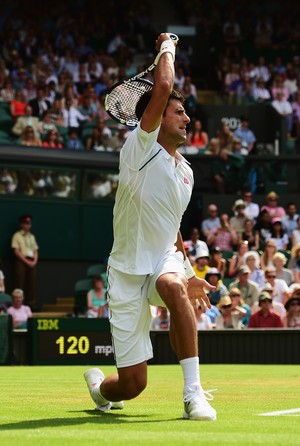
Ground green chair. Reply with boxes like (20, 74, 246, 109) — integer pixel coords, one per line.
(86, 263, 107, 278)
(0, 293, 12, 307)
(74, 278, 93, 316)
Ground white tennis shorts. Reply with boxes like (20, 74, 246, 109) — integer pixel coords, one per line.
(107, 250, 185, 368)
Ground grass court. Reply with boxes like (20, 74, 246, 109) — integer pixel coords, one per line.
(0, 364, 299, 446)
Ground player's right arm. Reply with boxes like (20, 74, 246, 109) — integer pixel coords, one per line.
(140, 33, 176, 133)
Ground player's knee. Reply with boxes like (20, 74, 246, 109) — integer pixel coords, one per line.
(157, 275, 187, 309)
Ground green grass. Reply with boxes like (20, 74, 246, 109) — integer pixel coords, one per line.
(0, 365, 299, 446)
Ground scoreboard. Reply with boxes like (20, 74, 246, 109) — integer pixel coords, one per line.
(28, 318, 115, 365)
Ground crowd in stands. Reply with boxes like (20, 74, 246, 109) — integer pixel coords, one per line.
(179, 191, 300, 329)
(0, 1, 300, 156)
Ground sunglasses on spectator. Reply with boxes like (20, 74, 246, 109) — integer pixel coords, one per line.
(221, 304, 232, 309)
(267, 275, 276, 279)
(289, 302, 300, 306)
(261, 299, 272, 303)
(230, 294, 241, 297)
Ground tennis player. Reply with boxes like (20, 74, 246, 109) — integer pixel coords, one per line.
(84, 33, 217, 421)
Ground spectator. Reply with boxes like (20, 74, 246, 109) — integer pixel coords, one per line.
(201, 204, 220, 240)
(78, 94, 98, 121)
(271, 76, 289, 101)
(233, 115, 256, 154)
(244, 250, 265, 289)
(261, 191, 286, 219)
(62, 98, 88, 131)
(271, 91, 293, 136)
(264, 267, 289, 306)
(0, 267, 5, 292)
(283, 291, 300, 327)
(192, 247, 210, 279)
(66, 128, 85, 150)
(7, 288, 32, 328)
(254, 210, 273, 248)
(248, 291, 283, 328)
(252, 56, 271, 83)
(242, 191, 260, 222)
(21, 77, 37, 103)
(186, 119, 208, 151)
(267, 218, 289, 250)
(212, 149, 245, 194)
(228, 240, 249, 278)
(240, 218, 260, 250)
(11, 105, 40, 139)
(150, 306, 170, 330)
(203, 138, 220, 155)
(207, 213, 238, 251)
(291, 216, 300, 247)
(231, 138, 248, 156)
(281, 202, 299, 248)
(204, 267, 228, 306)
(215, 295, 246, 329)
(10, 89, 27, 121)
(93, 134, 114, 152)
(291, 91, 300, 138)
(11, 215, 39, 310)
(86, 275, 108, 318)
(229, 265, 260, 308)
(252, 78, 271, 102)
(184, 227, 209, 258)
(0, 77, 15, 102)
(217, 123, 234, 151)
(230, 199, 247, 234)
(42, 130, 63, 149)
(20, 125, 42, 147)
(208, 247, 226, 278)
(260, 239, 277, 270)
(110, 124, 130, 152)
(229, 287, 251, 327)
(273, 252, 294, 286)
(38, 110, 58, 136)
(194, 304, 213, 330)
(29, 87, 51, 119)
(85, 118, 112, 150)
(288, 243, 300, 283)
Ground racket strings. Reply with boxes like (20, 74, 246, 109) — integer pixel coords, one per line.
(105, 79, 153, 126)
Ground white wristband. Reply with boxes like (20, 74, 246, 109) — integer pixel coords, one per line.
(154, 40, 176, 65)
(184, 258, 196, 280)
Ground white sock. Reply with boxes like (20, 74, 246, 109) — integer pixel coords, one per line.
(180, 356, 201, 391)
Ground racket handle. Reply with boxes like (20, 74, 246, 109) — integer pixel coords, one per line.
(167, 33, 179, 43)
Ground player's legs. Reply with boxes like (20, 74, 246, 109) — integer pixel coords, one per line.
(156, 272, 198, 360)
(149, 251, 216, 421)
(101, 361, 147, 401)
(84, 267, 152, 406)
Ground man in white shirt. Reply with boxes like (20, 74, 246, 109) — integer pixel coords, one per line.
(243, 191, 260, 222)
(271, 91, 293, 134)
(84, 33, 216, 422)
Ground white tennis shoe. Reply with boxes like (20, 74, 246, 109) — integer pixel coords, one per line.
(84, 368, 124, 411)
(183, 386, 217, 421)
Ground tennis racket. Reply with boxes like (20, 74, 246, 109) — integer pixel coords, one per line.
(104, 33, 179, 127)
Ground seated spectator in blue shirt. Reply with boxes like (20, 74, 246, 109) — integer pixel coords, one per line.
(234, 115, 256, 154)
(66, 128, 85, 150)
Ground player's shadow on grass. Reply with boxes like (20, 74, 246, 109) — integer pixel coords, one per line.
(0, 411, 179, 430)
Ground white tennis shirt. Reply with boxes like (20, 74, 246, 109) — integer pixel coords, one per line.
(108, 123, 194, 275)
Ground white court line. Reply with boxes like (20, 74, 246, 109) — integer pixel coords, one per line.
(257, 408, 300, 416)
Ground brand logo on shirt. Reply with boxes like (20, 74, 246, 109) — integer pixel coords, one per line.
(184, 177, 189, 184)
